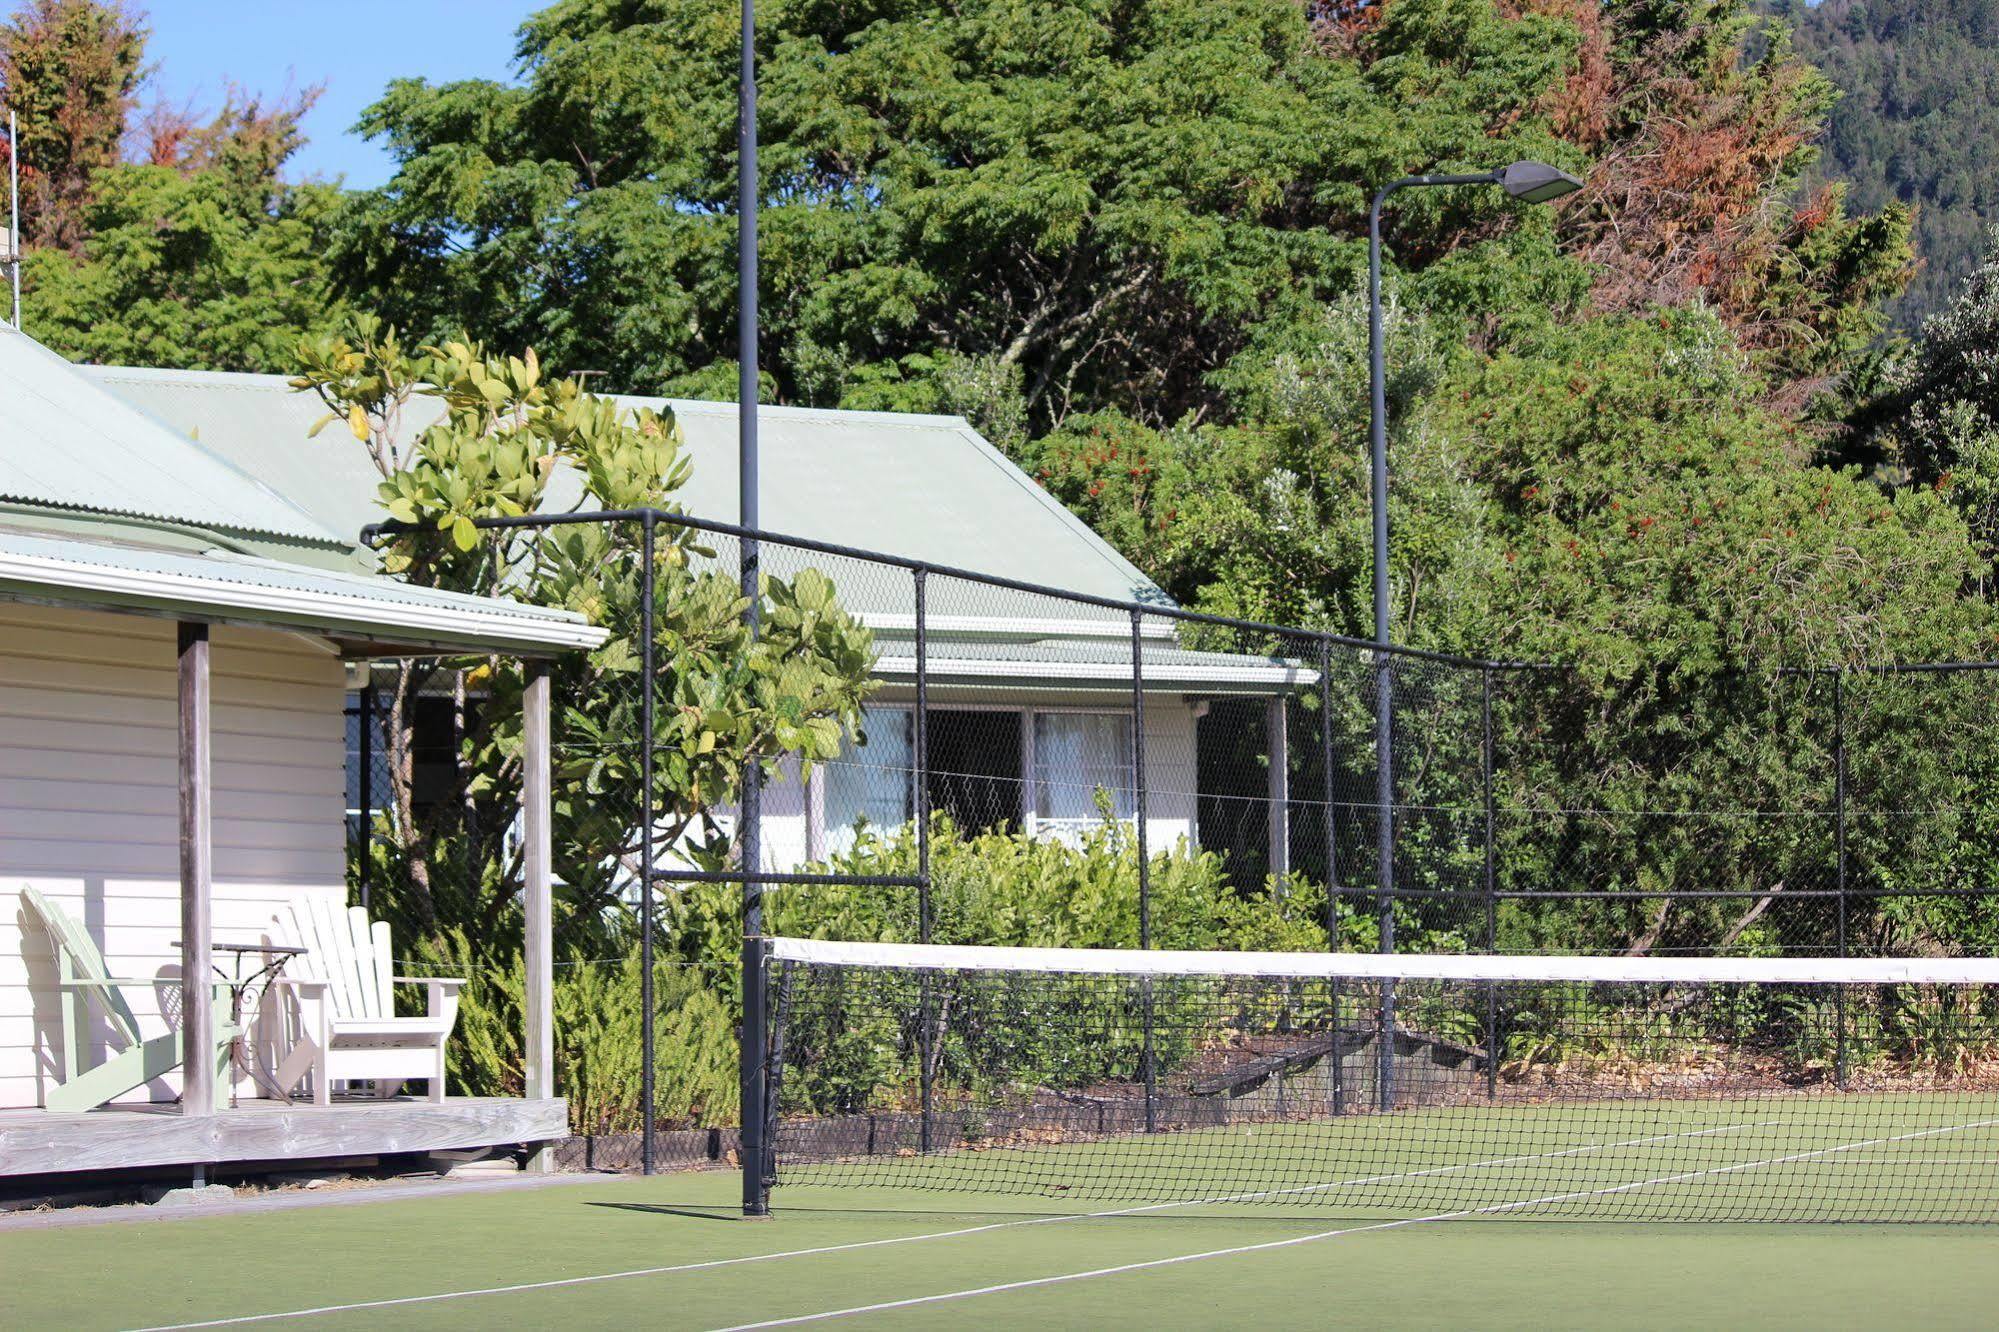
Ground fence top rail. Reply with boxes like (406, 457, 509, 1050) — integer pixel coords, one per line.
(359, 508, 1999, 679)
(358, 507, 1522, 671)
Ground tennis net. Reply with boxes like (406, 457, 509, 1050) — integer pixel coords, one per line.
(762, 940, 1999, 1221)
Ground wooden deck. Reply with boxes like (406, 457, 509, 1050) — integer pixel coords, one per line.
(0, 1096, 568, 1178)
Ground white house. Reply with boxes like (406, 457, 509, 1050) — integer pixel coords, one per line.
(85, 368, 1314, 878)
(0, 326, 601, 1178)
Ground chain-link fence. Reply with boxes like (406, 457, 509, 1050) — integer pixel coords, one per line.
(346, 508, 1999, 1182)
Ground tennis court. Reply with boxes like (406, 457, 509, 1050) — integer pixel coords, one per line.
(11, 1093, 1999, 1331)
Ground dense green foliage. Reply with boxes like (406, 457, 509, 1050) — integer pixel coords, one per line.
(333, 0, 1582, 428)
(1031, 292, 1985, 669)
(21, 163, 348, 370)
(1775, 0, 1999, 330)
(321, 0, 1964, 671)
(332, 0, 1909, 422)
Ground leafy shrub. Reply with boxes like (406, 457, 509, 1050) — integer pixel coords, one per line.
(400, 928, 736, 1134)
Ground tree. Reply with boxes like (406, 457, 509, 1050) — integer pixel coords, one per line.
(291, 318, 878, 939)
(330, 0, 1584, 427)
(1553, 1, 1912, 404)
(1033, 289, 1985, 670)
(21, 160, 348, 370)
(1859, 229, 1999, 600)
(0, 0, 143, 252)
(1, 0, 344, 369)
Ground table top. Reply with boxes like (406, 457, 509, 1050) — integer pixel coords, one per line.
(170, 941, 308, 957)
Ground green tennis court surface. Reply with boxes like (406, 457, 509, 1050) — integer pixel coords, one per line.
(10, 1100, 1999, 1330)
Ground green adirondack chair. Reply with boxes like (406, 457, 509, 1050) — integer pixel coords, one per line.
(22, 886, 234, 1113)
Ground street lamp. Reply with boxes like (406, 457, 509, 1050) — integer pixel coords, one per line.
(1364, 160, 1581, 1111)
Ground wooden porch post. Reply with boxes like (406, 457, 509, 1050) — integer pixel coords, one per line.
(1266, 696, 1290, 882)
(522, 662, 555, 1168)
(178, 622, 215, 1118)
(803, 758, 827, 864)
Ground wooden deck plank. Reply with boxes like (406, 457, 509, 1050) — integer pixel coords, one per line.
(0, 1097, 568, 1176)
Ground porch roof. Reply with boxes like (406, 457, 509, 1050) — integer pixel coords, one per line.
(0, 527, 607, 656)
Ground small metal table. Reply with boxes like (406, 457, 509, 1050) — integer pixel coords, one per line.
(176, 941, 308, 1107)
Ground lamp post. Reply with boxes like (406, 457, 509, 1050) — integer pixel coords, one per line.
(1365, 160, 1580, 1112)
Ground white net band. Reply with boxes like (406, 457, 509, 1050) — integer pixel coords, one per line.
(766, 937, 1999, 985)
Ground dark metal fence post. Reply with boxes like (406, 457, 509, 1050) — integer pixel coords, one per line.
(1375, 649, 1396, 1113)
(357, 680, 373, 912)
(1318, 638, 1344, 1117)
(640, 513, 657, 1176)
(1482, 666, 1498, 1102)
(1131, 609, 1156, 1133)
(915, 567, 934, 1153)
(737, 0, 769, 1218)
(1834, 670, 1848, 1090)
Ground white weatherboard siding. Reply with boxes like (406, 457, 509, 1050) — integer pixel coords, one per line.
(0, 604, 347, 1108)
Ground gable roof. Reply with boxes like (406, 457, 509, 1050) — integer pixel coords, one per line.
(0, 328, 342, 547)
(82, 366, 1165, 606)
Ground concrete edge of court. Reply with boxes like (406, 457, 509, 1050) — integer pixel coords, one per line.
(0, 1166, 629, 1233)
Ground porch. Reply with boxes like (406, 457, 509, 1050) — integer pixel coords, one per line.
(0, 1095, 569, 1178)
(0, 531, 608, 1184)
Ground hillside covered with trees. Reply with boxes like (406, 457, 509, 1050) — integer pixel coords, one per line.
(1773, 0, 1999, 331)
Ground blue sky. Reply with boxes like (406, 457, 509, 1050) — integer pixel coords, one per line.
(141, 0, 544, 188)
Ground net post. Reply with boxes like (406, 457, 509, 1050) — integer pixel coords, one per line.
(1318, 638, 1344, 1117)
(915, 566, 934, 1154)
(1131, 608, 1157, 1134)
(640, 512, 657, 1177)
(1375, 648, 1395, 1114)
(1482, 665, 1498, 1103)
(1833, 670, 1848, 1091)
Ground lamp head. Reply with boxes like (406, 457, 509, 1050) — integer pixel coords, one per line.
(1497, 160, 1584, 205)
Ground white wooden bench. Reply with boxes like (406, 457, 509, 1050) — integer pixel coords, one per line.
(269, 898, 464, 1104)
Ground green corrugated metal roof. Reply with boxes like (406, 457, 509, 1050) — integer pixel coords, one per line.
(0, 526, 604, 654)
(0, 329, 343, 545)
(83, 366, 1165, 606)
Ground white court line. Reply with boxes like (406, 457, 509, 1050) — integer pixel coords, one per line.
(710, 1117, 1999, 1331)
(124, 1120, 1765, 1331)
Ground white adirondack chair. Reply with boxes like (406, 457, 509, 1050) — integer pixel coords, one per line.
(270, 898, 464, 1104)
(22, 886, 234, 1113)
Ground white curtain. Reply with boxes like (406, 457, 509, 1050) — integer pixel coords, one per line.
(825, 705, 914, 849)
(1034, 713, 1133, 821)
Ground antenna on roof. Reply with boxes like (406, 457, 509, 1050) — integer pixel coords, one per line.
(3, 108, 19, 331)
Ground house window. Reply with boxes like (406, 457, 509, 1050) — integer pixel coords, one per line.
(1032, 712, 1134, 826)
(822, 707, 1136, 847)
(928, 709, 1023, 834)
(344, 692, 389, 822)
(825, 705, 914, 848)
